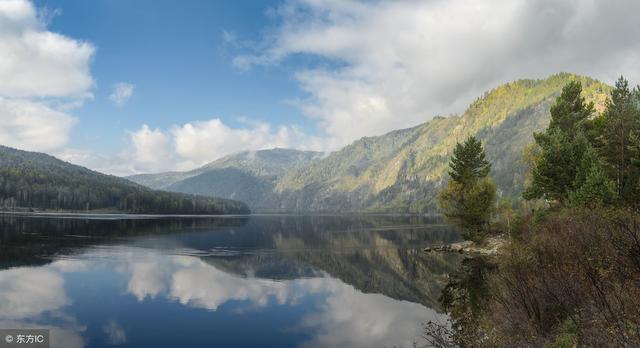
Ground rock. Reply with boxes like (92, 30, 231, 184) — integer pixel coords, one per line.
(450, 244, 463, 252)
(423, 239, 501, 255)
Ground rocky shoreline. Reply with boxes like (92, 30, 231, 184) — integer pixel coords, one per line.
(424, 235, 505, 255)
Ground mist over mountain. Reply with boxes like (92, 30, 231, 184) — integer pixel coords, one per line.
(127, 73, 611, 213)
(128, 148, 322, 211)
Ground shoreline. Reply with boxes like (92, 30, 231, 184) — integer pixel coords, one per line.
(424, 235, 505, 255)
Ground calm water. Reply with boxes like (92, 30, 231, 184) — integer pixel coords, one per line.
(0, 214, 462, 348)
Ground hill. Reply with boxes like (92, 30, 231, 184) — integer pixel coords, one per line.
(127, 148, 322, 211)
(0, 146, 250, 214)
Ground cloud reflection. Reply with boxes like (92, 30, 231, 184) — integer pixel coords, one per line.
(0, 267, 68, 319)
(0, 247, 445, 348)
(121, 249, 444, 348)
(0, 260, 88, 348)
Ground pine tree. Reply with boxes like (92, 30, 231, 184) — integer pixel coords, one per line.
(439, 136, 496, 242)
(524, 81, 593, 205)
(548, 81, 594, 135)
(600, 77, 640, 203)
(570, 146, 617, 207)
(630, 131, 640, 169)
(448, 136, 491, 184)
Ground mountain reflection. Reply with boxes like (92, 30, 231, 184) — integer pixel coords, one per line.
(0, 214, 462, 348)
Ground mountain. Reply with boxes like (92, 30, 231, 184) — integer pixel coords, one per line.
(129, 73, 611, 213)
(0, 145, 249, 214)
(274, 73, 610, 212)
(127, 148, 322, 211)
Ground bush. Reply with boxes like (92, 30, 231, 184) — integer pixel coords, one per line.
(484, 208, 640, 346)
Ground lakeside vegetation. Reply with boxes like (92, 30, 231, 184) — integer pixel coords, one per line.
(0, 145, 250, 215)
(433, 77, 640, 346)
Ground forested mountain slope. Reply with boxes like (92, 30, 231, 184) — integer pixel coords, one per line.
(0, 146, 249, 214)
(274, 73, 610, 212)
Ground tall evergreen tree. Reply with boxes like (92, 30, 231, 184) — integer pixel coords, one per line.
(439, 136, 496, 242)
(448, 136, 491, 184)
(524, 81, 593, 205)
(548, 81, 595, 135)
(599, 76, 640, 203)
(570, 146, 617, 207)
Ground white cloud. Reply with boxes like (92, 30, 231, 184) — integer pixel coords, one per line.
(0, 0, 94, 152)
(0, 98, 76, 152)
(0, 0, 94, 98)
(58, 117, 327, 175)
(109, 82, 134, 107)
(172, 119, 307, 167)
(131, 124, 173, 169)
(110, 118, 324, 174)
(234, 0, 640, 148)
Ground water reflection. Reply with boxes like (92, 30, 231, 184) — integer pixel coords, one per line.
(0, 260, 87, 348)
(0, 214, 462, 348)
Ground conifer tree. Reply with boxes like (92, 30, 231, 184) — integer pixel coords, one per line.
(524, 81, 593, 205)
(448, 137, 491, 184)
(600, 77, 640, 203)
(570, 146, 617, 207)
(439, 136, 496, 242)
(548, 81, 594, 135)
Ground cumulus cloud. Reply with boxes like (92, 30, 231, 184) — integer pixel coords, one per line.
(0, 0, 94, 152)
(172, 119, 309, 167)
(234, 0, 640, 148)
(0, 98, 76, 152)
(115, 118, 323, 174)
(109, 82, 134, 107)
(130, 124, 173, 170)
(59, 116, 324, 175)
(0, 0, 94, 98)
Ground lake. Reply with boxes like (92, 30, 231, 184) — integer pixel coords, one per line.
(0, 214, 462, 348)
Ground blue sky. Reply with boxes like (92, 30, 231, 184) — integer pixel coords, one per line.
(1, 0, 639, 175)
(35, 0, 310, 153)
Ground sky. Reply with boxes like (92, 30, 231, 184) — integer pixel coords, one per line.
(0, 0, 639, 175)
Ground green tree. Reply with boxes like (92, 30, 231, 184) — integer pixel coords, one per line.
(570, 146, 617, 207)
(524, 81, 594, 205)
(439, 136, 496, 242)
(630, 131, 640, 170)
(599, 77, 640, 204)
(548, 81, 595, 134)
(448, 136, 491, 184)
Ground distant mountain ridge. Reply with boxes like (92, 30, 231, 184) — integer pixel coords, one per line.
(0, 145, 249, 214)
(127, 73, 612, 213)
(127, 148, 323, 211)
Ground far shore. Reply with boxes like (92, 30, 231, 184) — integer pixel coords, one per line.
(0, 209, 444, 219)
